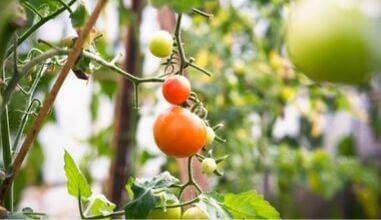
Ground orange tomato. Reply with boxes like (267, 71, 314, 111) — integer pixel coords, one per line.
(162, 75, 191, 105)
(153, 106, 207, 158)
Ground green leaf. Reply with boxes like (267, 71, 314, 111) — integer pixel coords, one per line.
(222, 191, 280, 219)
(70, 3, 89, 29)
(84, 194, 116, 216)
(124, 172, 179, 219)
(63, 150, 92, 199)
(197, 193, 232, 219)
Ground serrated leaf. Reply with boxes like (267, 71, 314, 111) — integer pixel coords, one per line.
(63, 150, 92, 199)
(222, 191, 280, 219)
(197, 193, 231, 219)
(84, 194, 116, 216)
(124, 172, 179, 219)
(70, 3, 89, 28)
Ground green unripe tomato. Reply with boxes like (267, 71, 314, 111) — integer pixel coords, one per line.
(286, 0, 381, 84)
(182, 206, 209, 220)
(149, 30, 173, 58)
(206, 127, 215, 145)
(147, 207, 181, 219)
(147, 197, 181, 219)
(201, 158, 217, 174)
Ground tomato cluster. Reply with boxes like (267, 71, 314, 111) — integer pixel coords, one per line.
(148, 30, 219, 158)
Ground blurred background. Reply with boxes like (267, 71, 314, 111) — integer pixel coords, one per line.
(9, 0, 381, 218)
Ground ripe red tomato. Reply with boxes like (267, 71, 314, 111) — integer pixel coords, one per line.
(153, 106, 207, 158)
(162, 75, 191, 105)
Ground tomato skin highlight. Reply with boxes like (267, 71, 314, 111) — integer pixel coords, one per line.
(182, 206, 209, 219)
(153, 106, 207, 158)
(147, 207, 182, 219)
(162, 75, 191, 105)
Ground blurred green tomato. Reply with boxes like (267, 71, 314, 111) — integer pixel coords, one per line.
(182, 206, 209, 220)
(286, 0, 381, 84)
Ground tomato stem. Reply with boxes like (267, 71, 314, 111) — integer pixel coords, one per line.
(192, 8, 213, 19)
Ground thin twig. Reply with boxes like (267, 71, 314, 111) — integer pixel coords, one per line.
(0, 0, 110, 202)
(192, 8, 213, 19)
(174, 14, 187, 74)
(156, 197, 200, 209)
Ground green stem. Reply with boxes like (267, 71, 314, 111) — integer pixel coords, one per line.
(1, 105, 12, 211)
(5, 0, 76, 57)
(12, 99, 41, 154)
(1, 49, 66, 109)
(0, 35, 16, 211)
(192, 8, 213, 18)
(188, 62, 212, 77)
(156, 197, 200, 209)
(56, 0, 73, 14)
(174, 13, 187, 74)
(179, 156, 203, 199)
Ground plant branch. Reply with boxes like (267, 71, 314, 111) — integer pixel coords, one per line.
(156, 197, 200, 209)
(188, 62, 212, 77)
(38, 40, 165, 84)
(1, 49, 66, 108)
(57, 0, 73, 14)
(174, 13, 187, 74)
(5, 0, 76, 57)
(76, 194, 199, 220)
(172, 14, 211, 77)
(0, 0, 109, 202)
(192, 8, 213, 19)
(179, 156, 203, 199)
(1, 35, 18, 211)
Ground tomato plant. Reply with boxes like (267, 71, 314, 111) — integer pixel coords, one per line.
(0, 0, 379, 219)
